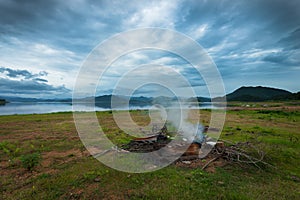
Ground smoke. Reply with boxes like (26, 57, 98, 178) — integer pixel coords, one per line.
(160, 101, 205, 144)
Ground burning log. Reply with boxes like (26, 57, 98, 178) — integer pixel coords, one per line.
(122, 124, 224, 162)
(183, 143, 201, 156)
(122, 124, 171, 153)
(118, 124, 271, 171)
(132, 135, 158, 142)
(132, 124, 168, 143)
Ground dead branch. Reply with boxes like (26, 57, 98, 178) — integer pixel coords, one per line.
(211, 140, 275, 169)
(201, 156, 221, 170)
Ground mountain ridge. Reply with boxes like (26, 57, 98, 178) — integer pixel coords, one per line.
(216, 86, 299, 102)
(1, 86, 299, 104)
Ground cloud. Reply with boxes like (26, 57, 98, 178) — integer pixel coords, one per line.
(33, 78, 48, 83)
(277, 27, 300, 50)
(0, 0, 300, 97)
(188, 24, 209, 40)
(0, 67, 47, 79)
(263, 50, 300, 66)
(0, 77, 70, 95)
(0, 66, 70, 97)
(123, 0, 180, 28)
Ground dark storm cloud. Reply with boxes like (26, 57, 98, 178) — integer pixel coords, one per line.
(244, 0, 300, 31)
(0, 66, 70, 95)
(183, 0, 300, 61)
(0, 0, 59, 24)
(0, 0, 122, 54)
(178, 82, 206, 88)
(33, 78, 48, 83)
(0, 78, 70, 94)
(177, 0, 300, 93)
(263, 50, 300, 66)
(0, 67, 47, 79)
(178, 67, 206, 87)
(261, 27, 300, 66)
(0, 0, 62, 40)
(263, 53, 287, 64)
(277, 27, 300, 50)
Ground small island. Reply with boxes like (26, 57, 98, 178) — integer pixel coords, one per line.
(0, 99, 7, 105)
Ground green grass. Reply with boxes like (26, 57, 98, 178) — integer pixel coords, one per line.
(0, 107, 299, 199)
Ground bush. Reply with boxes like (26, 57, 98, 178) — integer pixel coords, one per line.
(0, 141, 21, 166)
(20, 153, 41, 171)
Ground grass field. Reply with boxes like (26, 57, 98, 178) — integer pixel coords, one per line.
(0, 102, 299, 199)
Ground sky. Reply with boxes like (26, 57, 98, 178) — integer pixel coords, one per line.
(0, 0, 299, 98)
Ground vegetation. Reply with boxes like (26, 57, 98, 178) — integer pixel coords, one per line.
(20, 152, 41, 171)
(0, 103, 299, 199)
(0, 98, 7, 105)
(215, 86, 300, 102)
(0, 141, 21, 165)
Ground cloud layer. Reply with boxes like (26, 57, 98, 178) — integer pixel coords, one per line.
(0, 67, 70, 97)
(0, 0, 299, 97)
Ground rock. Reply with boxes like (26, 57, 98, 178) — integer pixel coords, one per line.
(216, 141, 225, 149)
(94, 177, 101, 182)
(291, 175, 300, 182)
(217, 181, 224, 185)
(206, 141, 216, 146)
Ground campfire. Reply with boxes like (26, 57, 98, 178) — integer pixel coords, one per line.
(122, 123, 221, 157)
(120, 123, 269, 171)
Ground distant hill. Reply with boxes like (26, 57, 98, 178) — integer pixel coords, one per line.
(81, 95, 209, 108)
(0, 96, 39, 102)
(188, 96, 211, 103)
(0, 95, 209, 107)
(215, 86, 299, 102)
(94, 95, 180, 108)
(1, 86, 299, 105)
(288, 92, 300, 100)
(76, 95, 153, 108)
(0, 96, 72, 103)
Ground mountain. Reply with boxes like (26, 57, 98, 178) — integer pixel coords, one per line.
(130, 96, 153, 106)
(217, 86, 298, 102)
(75, 95, 153, 108)
(1, 86, 298, 105)
(0, 96, 72, 103)
(188, 96, 211, 102)
(0, 96, 40, 102)
(288, 92, 300, 100)
(80, 95, 210, 108)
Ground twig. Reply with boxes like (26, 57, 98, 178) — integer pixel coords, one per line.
(202, 156, 221, 170)
(212, 139, 275, 169)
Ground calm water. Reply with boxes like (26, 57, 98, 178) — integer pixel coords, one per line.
(0, 102, 216, 116)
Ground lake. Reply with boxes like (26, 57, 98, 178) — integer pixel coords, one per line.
(0, 102, 217, 116)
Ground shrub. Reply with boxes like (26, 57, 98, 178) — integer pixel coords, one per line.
(0, 141, 21, 166)
(20, 152, 41, 171)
